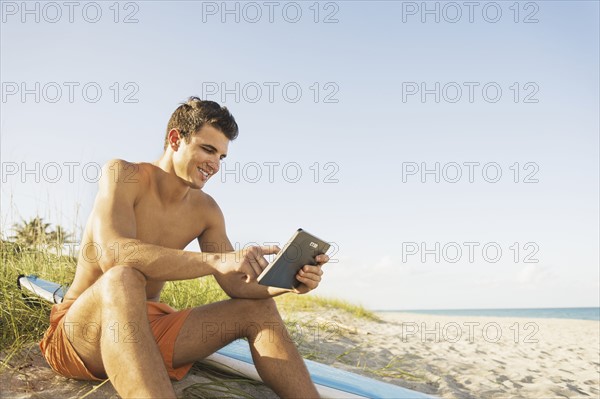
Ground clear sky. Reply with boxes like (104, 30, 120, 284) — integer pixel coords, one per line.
(1, 1, 598, 310)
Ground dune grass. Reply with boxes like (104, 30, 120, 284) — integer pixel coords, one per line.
(1, 219, 413, 398)
(275, 294, 380, 322)
(0, 244, 377, 372)
(1, 244, 420, 398)
(1, 247, 76, 368)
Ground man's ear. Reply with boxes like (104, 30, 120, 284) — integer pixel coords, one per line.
(167, 129, 182, 150)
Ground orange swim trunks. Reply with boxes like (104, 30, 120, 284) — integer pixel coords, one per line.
(39, 301, 194, 381)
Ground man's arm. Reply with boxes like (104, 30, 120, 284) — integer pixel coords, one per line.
(90, 159, 227, 281)
(198, 197, 327, 298)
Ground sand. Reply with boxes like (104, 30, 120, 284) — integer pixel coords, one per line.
(1, 310, 598, 398)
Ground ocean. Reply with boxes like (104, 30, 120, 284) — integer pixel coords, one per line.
(385, 307, 600, 321)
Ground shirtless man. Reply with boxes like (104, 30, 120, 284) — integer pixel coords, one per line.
(39, 97, 329, 398)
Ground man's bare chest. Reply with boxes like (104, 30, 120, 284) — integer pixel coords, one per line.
(133, 193, 208, 249)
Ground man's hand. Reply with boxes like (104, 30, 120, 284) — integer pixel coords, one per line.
(293, 254, 329, 294)
(218, 245, 281, 283)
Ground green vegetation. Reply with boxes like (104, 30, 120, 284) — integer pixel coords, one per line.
(1, 218, 377, 372)
(9, 216, 72, 249)
(276, 294, 380, 321)
(2, 218, 418, 398)
(1, 236, 77, 366)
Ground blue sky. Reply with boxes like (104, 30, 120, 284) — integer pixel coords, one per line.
(1, 1, 598, 310)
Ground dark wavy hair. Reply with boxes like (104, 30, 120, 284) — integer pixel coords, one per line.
(164, 97, 238, 149)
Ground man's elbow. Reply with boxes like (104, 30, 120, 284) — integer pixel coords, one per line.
(95, 241, 141, 274)
(213, 274, 243, 299)
(219, 283, 240, 299)
(97, 260, 149, 283)
(97, 255, 123, 274)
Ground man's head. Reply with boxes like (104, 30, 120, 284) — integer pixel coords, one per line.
(163, 97, 238, 189)
(164, 97, 238, 150)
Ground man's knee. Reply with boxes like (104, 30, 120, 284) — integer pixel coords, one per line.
(234, 298, 279, 320)
(100, 266, 146, 298)
(258, 297, 278, 314)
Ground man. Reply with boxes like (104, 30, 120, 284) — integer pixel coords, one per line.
(39, 97, 329, 398)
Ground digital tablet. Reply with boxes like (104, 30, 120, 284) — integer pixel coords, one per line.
(257, 228, 330, 289)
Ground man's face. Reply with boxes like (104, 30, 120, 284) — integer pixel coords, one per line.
(172, 125, 229, 189)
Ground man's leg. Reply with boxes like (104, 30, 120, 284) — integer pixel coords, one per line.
(172, 298, 320, 398)
(63, 266, 176, 398)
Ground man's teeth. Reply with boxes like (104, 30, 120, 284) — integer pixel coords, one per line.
(198, 168, 209, 178)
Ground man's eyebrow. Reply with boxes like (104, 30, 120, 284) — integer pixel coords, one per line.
(202, 144, 227, 158)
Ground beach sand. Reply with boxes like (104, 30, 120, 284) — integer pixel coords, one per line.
(1, 310, 598, 398)
(364, 312, 599, 399)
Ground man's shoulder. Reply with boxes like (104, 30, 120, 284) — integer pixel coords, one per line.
(101, 158, 137, 171)
(100, 159, 152, 185)
(191, 190, 221, 213)
(184, 191, 225, 234)
(193, 191, 227, 239)
(95, 160, 152, 205)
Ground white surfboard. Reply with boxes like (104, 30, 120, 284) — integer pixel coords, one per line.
(18, 274, 66, 304)
(204, 339, 433, 398)
(18, 275, 434, 399)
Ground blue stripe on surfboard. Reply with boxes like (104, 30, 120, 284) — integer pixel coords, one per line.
(217, 339, 432, 398)
(19, 275, 67, 302)
(19, 276, 433, 398)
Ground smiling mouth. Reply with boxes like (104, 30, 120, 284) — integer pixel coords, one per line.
(197, 167, 210, 180)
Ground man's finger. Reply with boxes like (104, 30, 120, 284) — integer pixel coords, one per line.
(296, 274, 319, 289)
(302, 265, 323, 275)
(255, 254, 269, 270)
(261, 245, 281, 256)
(298, 269, 322, 282)
(248, 247, 269, 269)
(316, 254, 329, 264)
(247, 256, 263, 277)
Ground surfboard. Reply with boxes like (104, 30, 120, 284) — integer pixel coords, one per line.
(204, 340, 433, 398)
(18, 274, 66, 304)
(18, 275, 434, 399)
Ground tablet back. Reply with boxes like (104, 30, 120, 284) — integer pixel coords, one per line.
(258, 229, 330, 289)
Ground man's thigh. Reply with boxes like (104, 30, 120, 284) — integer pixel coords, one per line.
(172, 298, 283, 368)
(62, 279, 109, 378)
(62, 267, 149, 378)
